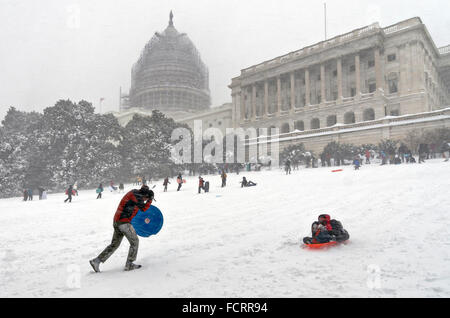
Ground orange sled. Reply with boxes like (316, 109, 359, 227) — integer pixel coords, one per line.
(303, 240, 349, 249)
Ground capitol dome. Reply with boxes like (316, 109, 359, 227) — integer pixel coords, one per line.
(128, 11, 211, 114)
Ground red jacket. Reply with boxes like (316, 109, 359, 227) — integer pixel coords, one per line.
(199, 178, 204, 187)
(113, 190, 152, 223)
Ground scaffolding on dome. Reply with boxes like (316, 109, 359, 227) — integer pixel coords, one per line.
(127, 11, 211, 113)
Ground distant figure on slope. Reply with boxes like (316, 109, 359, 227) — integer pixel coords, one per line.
(89, 185, 154, 272)
(23, 189, 28, 201)
(221, 171, 227, 188)
(198, 176, 205, 194)
(73, 181, 79, 196)
(64, 185, 73, 203)
(176, 173, 183, 191)
(109, 181, 118, 192)
(119, 183, 125, 193)
(96, 183, 104, 199)
(353, 157, 361, 170)
(163, 177, 170, 192)
(28, 188, 33, 201)
(441, 141, 450, 162)
(284, 159, 292, 175)
(38, 187, 45, 200)
(365, 149, 371, 164)
(240, 176, 257, 188)
(418, 143, 428, 164)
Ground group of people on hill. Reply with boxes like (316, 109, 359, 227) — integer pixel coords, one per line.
(23, 187, 47, 201)
(160, 171, 256, 194)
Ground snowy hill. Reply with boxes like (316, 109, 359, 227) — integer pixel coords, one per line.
(1, 160, 450, 297)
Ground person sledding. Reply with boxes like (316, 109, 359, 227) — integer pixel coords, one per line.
(89, 184, 154, 272)
(240, 176, 257, 188)
(303, 214, 349, 245)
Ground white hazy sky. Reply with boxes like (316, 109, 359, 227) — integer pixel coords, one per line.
(1, 0, 449, 121)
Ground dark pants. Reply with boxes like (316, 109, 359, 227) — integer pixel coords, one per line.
(164, 185, 168, 192)
(97, 222, 139, 264)
(198, 186, 204, 193)
(64, 195, 72, 202)
(97, 192, 102, 199)
(177, 183, 182, 191)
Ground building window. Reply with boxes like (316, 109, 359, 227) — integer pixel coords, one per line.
(368, 60, 375, 68)
(317, 74, 321, 81)
(218, 121, 222, 125)
(317, 95, 322, 104)
(344, 112, 356, 124)
(363, 108, 375, 121)
(350, 87, 356, 97)
(369, 83, 376, 93)
(294, 120, 304, 131)
(311, 118, 320, 130)
(327, 115, 337, 127)
(388, 79, 398, 94)
(349, 65, 355, 73)
(332, 92, 338, 100)
(333, 70, 337, 77)
(387, 54, 396, 62)
(281, 123, 290, 134)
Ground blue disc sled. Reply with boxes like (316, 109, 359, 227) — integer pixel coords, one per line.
(131, 205, 164, 237)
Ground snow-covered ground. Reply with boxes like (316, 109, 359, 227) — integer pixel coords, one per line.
(1, 160, 450, 298)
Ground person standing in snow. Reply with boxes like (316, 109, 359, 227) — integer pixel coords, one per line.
(284, 159, 292, 175)
(353, 157, 361, 170)
(221, 171, 227, 188)
(163, 177, 170, 192)
(119, 183, 125, 193)
(64, 185, 73, 203)
(27, 188, 33, 201)
(198, 176, 205, 194)
(73, 181, 79, 196)
(38, 187, 45, 200)
(176, 173, 183, 191)
(96, 183, 104, 199)
(89, 185, 154, 272)
(23, 189, 28, 201)
(441, 141, 450, 162)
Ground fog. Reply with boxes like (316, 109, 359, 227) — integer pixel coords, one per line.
(1, 0, 449, 120)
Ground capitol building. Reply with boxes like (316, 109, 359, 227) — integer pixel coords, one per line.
(113, 14, 450, 154)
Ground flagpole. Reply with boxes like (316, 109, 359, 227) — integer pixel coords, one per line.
(324, 2, 327, 40)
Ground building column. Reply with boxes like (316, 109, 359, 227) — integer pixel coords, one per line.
(239, 91, 245, 123)
(320, 64, 326, 104)
(337, 57, 343, 103)
(290, 72, 295, 111)
(355, 53, 361, 100)
(374, 47, 384, 95)
(264, 80, 269, 117)
(305, 69, 310, 106)
(252, 84, 257, 120)
(277, 76, 282, 114)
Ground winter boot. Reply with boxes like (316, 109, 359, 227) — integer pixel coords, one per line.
(89, 258, 101, 273)
(124, 262, 142, 271)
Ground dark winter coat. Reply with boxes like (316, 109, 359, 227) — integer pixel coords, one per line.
(113, 190, 152, 223)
